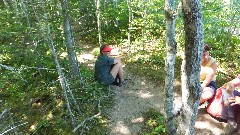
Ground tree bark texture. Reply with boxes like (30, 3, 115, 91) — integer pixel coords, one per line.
(164, 0, 177, 134)
(60, 0, 80, 79)
(96, 0, 102, 47)
(40, 0, 76, 130)
(127, 0, 132, 52)
(178, 0, 204, 134)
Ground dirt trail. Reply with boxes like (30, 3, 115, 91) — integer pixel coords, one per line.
(106, 71, 164, 134)
(79, 52, 240, 135)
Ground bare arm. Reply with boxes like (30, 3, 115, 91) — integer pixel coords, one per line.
(201, 61, 217, 89)
(113, 58, 121, 64)
(230, 75, 240, 88)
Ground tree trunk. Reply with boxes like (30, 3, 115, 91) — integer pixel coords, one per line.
(12, 0, 19, 16)
(127, 0, 132, 53)
(178, 0, 204, 134)
(59, 0, 80, 79)
(141, 0, 147, 49)
(164, 0, 177, 134)
(96, 0, 102, 47)
(39, 0, 76, 130)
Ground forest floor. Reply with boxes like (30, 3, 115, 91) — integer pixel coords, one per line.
(79, 46, 240, 135)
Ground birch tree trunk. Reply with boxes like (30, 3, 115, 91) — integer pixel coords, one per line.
(12, 0, 19, 16)
(178, 0, 204, 134)
(39, 0, 76, 130)
(127, 0, 132, 52)
(141, 0, 147, 49)
(60, 0, 80, 79)
(164, 0, 177, 134)
(96, 0, 102, 46)
(114, 0, 119, 26)
(3, 0, 10, 10)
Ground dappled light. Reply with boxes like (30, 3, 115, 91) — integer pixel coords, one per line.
(137, 90, 154, 99)
(1, 0, 239, 134)
(77, 53, 95, 63)
(112, 121, 131, 135)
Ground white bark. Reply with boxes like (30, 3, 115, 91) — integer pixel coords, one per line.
(39, 0, 76, 129)
(164, 0, 177, 134)
(60, 0, 80, 79)
(96, 0, 102, 46)
(0, 122, 28, 135)
(12, 0, 19, 16)
(178, 0, 204, 134)
(127, 0, 132, 53)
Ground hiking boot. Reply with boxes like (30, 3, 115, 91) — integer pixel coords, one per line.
(119, 79, 128, 87)
(221, 120, 237, 135)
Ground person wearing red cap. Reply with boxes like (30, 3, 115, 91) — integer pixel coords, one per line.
(94, 45, 126, 86)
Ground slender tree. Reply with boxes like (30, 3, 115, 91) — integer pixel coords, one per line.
(178, 0, 204, 134)
(164, 0, 177, 134)
(127, 0, 132, 52)
(38, 0, 76, 130)
(59, 0, 80, 79)
(96, 0, 102, 46)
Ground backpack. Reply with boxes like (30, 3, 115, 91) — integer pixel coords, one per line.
(206, 86, 224, 118)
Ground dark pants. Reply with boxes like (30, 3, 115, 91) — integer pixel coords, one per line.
(233, 90, 240, 111)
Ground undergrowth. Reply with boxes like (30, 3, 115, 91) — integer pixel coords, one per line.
(0, 64, 112, 134)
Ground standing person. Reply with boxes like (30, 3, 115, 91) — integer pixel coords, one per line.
(94, 45, 126, 86)
(200, 44, 217, 103)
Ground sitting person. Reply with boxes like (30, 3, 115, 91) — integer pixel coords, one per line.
(221, 75, 240, 134)
(94, 45, 126, 86)
(200, 44, 217, 103)
(221, 82, 235, 121)
(229, 75, 240, 110)
(222, 82, 235, 107)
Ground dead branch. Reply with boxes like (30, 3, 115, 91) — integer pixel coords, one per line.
(73, 87, 115, 133)
(0, 109, 8, 119)
(0, 122, 28, 135)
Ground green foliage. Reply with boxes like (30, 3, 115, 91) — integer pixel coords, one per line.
(1, 0, 240, 134)
(140, 109, 167, 135)
(92, 47, 100, 56)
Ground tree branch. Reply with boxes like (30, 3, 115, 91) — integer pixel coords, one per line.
(0, 122, 28, 135)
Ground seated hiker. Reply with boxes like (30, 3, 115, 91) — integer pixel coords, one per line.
(220, 75, 240, 134)
(94, 45, 126, 86)
(228, 75, 240, 111)
(200, 44, 217, 103)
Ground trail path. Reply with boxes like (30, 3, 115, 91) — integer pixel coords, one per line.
(79, 50, 240, 135)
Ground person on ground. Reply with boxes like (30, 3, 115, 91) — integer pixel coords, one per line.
(221, 75, 240, 135)
(200, 44, 217, 103)
(94, 45, 126, 86)
(228, 75, 240, 110)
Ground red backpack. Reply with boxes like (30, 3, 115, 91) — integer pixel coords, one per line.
(206, 86, 224, 118)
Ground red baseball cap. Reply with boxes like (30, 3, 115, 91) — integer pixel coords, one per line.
(101, 45, 112, 52)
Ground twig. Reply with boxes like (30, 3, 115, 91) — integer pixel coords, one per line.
(0, 122, 28, 135)
(0, 109, 8, 119)
(0, 64, 15, 71)
(9, 110, 18, 135)
(72, 98, 101, 133)
(73, 87, 115, 133)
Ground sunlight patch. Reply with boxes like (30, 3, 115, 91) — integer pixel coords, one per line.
(131, 117, 144, 123)
(112, 121, 130, 134)
(137, 91, 153, 99)
(77, 54, 94, 63)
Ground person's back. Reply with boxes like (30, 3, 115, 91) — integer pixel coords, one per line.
(94, 54, 114, 82)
